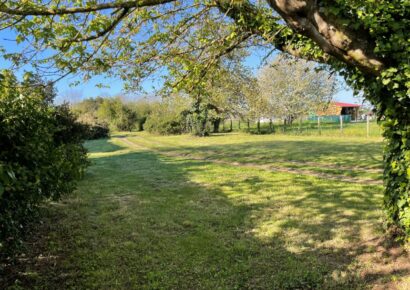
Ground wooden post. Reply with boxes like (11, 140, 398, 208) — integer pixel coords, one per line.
(367, 114, 370, 138)
(238, 119, 241, 129)
(230, 119, 233, 132)
(340, 115, 343, 134)
(318, 116, 321, 135)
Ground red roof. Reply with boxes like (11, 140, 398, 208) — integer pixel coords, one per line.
(334, 102, 361, 107)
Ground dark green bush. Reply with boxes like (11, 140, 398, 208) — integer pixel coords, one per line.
(86, 124, 110, 139)
(145, 115, 187, 135)
(0, 72, 89, 259)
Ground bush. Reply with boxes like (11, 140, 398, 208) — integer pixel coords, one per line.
(0, 72, 89, 259)
(144, 100, 188, 135)
(86, 124, 110, 139)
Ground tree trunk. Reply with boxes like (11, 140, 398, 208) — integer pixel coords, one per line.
(212, 118, 221, 133)
(230, 119, 233, 132)
(382, 106, 410, 236)
(266, 0, 384, 75)
(247, 119, 250, 129)
(269, 118, 273, 133)
(238, 119, 241, 129)
(257, 118, 261, 134)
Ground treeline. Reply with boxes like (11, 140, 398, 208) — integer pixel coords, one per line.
(71, 95, 236, 136)
(72, 55, 339, 137)
(71, 96, 151, 134)
(72, 95, 193, 135)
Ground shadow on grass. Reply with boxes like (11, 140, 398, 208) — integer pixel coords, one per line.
(85, 138, 127, 154)
(150, 138, 383, 169)
(2, 138, 406, 289)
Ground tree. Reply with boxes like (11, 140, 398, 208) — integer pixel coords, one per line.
(130, 99, 153, 131)
(188, 61, 255, 134)
(0, 1, 408, 236)
(71, 97, 105, 125)
(207, 62, 256, 132)
(244, 82, 269, 134)
(258, 54, 337, 126)
(144, 95, 191, 135)
(97, 97, 138, 131)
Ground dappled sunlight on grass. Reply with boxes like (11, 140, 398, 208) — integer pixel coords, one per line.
(7, 133, 409, 290)
(125, 132, 384, 182)
(182, 160, 383, 252)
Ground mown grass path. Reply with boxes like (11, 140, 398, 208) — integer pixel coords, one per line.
(4, 133, 410, 289)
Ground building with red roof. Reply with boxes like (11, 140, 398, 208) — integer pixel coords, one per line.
(317, 101, 361, 121)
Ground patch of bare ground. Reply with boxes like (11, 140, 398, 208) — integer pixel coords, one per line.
(355, 237, 410, 289)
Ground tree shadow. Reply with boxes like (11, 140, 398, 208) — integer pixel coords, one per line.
(3, 138, 407, 289)
(151, 138, 383, 170)
(85, 138, 127, 154)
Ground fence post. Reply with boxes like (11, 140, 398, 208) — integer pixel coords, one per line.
(318, 116, 321, 135)
(339, 115, 343, 134)
(367, 114, 370, 138)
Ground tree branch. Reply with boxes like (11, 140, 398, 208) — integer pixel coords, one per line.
(266, 0, 385, 75)
(0, 0, 175, 16)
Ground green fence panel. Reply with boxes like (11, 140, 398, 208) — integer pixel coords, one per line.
(308, 115, 351, 123)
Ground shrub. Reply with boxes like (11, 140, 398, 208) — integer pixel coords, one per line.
(97, 97, 138, 131)
(86, 124, 110, 139)
(144, 100, 189, 135)
(0, 71, 89, 259)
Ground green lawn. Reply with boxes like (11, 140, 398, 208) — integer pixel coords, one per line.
(5, 132, 410, 289)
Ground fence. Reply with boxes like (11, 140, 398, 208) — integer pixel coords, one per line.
(308, 115, 351, 123)
(217, 115, 382, 138)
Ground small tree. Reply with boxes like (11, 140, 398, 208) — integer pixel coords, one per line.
(131, 99, 153, 131)
(97, 97, 137, 131)
(258, 55, 337, 126)
(144, 94, 191, 135)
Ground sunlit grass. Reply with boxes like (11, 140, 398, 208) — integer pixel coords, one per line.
(9, 132, 409, 289)
(125, 132, 384, 181)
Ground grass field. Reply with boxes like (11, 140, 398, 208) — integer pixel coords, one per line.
(4, 132, 410, 289)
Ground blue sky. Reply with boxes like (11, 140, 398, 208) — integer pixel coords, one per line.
(54, 52, 360, 104)
(0, 29, 360, 105)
